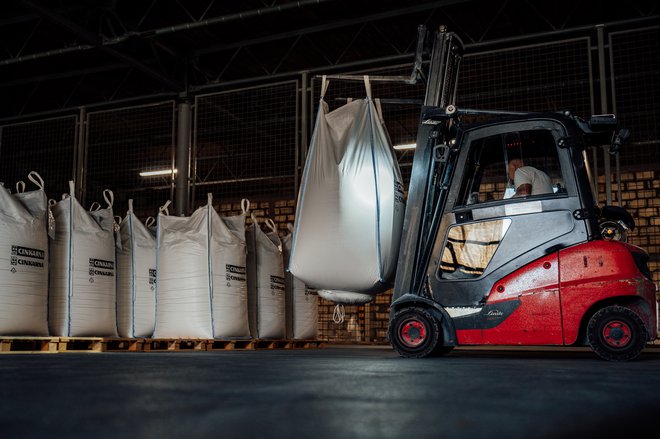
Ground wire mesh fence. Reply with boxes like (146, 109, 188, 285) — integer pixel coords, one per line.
(608, 25, 660, 257)
(192, 81, 299, 212)
(84, 101, 176, 221)
(0, 115, 77, 200)
(610, 25, 660, 170)
(459, 38, 593, 116)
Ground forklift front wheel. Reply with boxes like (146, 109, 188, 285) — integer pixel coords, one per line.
(389, 307, 444, 358)
(587, 305, 648, 362)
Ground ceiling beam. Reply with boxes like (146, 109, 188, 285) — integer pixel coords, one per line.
(195, 0, 471, 56)
(17, 0, 184, 91)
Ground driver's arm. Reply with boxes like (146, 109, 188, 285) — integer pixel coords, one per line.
(514, 183, 531, 197)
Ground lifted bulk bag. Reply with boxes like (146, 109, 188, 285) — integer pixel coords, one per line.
(154, 197, 213, 339)
(49, 183, 118, 337)
(116, 199, 157, 338)
(0, 172, 50, 335)
(282, 224, 318, 340)
(211, 199, 250, 339)
(289, 76, 405, 303)
(247, 215, 285, 339)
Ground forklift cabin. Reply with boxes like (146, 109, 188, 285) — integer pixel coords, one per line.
(387, 29, 657, 361)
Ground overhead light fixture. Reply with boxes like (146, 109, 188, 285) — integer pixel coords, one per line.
(139, 168, 177, 177)
(393, 143, 416, 150)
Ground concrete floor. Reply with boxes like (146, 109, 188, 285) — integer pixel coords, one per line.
(1, 345, 659, 439)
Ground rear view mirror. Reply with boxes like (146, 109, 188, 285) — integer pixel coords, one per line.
(609, 128, 631, 154)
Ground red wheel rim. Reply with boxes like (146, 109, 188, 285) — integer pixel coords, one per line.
(602, 320, 632, 348)
(400, 319, 427, 348)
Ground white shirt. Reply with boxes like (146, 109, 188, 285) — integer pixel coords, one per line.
(514, 166, 553, 195)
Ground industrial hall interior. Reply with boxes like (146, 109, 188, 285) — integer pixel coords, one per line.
(1, 1, 660, 438)
(0, 0, 660, 343)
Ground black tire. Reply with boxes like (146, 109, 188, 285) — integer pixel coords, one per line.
(587, 305, 648, 362)
(388, 307, 444, 358)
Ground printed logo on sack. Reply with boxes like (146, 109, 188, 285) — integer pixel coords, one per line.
(148, 269, 157, 290)
(9, 245, 45, 271)
(88, 258, 115, 281)
(270, 275, 285, 294)
(225, 264, 246, 284)
(394, 181, 405, 204)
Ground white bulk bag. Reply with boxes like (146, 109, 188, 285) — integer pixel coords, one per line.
(247, 215, 285, 339)
(211, 199, 251, 339)
(289, 75, 405, 303)
(0, 172, 50, 335)
(116, 199, 157, 338)
(49, 182, 118, 337)
(282, 224, 318, 340)
(154, 198, 213, 339)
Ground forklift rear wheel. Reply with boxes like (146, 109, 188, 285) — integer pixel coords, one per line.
(587, 305, 648, 362)
(389, 307, 445, 358)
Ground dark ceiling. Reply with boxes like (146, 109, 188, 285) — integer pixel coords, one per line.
(1, 0, 658, 120)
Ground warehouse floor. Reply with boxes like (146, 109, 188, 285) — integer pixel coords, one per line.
(2, 345, 659, 439)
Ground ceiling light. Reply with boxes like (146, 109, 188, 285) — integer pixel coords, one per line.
(393, 143, 417, 150)
(139, 169, 177, 177)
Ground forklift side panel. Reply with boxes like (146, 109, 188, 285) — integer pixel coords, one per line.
(559, 240, 658, 344)
(454, 253, 563, 345)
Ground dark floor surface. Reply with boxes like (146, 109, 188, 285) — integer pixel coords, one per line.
(1, 345, 660, 439)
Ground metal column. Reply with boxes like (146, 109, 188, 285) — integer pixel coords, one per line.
(175, 101, 191, 216)
(298, 71, 309, 197)
(74, 106, 87, 201)
(597, 25, 612, 205)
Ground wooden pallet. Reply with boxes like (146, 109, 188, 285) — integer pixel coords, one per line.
(0, 336, 327, 353)
(57, 337, 106, 352)
(0, 336, 59, 353)
(288, 339, 326, 349)
(143, 338, 209, 352)
(254, 340, 292, 349)
(103, 338, 145, 352)
(207, 339, 255, 351)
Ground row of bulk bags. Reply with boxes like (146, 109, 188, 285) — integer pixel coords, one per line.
(154, 194, 250, 339)
(49, 182, 118, 337)
(0, 172, 50, 335)
(0, 174, 318, 339)
(155, 195, 317, 340)
(288, 75, 405, 305)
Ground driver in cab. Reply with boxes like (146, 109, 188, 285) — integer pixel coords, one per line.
(507, 158, 553, 198)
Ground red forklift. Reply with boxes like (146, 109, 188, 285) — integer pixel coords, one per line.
(387, 28, 658, 361)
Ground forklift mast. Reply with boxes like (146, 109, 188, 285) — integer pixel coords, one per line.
(392, 27, 464, 302)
